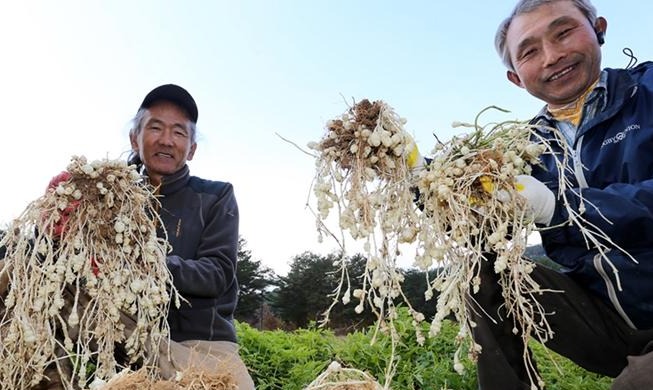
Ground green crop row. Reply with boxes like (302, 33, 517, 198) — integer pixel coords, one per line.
(237, 309, 612, 390)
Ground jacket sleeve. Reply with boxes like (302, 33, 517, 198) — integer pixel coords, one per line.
(166, 184, 239, 298)
(545, 178, 653, 249)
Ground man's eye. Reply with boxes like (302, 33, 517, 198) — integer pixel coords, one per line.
(558, 27, 573, 39)
(521, 48, 536, 60)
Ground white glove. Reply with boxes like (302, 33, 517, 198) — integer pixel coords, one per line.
(514, 175, 556, 225)
(404, 133, 425, 172)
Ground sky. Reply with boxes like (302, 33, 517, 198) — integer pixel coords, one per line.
(1, 1, 651, 276)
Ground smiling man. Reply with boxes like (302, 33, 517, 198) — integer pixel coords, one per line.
(469, 1, 653, 389)
(131, 93, 197, 187)
(128, 84, 255, 389)
(503, 1, 606, 109)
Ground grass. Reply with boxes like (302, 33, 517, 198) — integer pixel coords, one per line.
(237, 310, 612, 389)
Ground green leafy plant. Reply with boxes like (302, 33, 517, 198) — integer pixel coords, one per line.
(238, 307, 612, 390)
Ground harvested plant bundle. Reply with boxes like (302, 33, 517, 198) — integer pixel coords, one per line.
(308, 101, 630, 389)
(413, 111, 551, 387)
(96, 367, 237, 390)
(304, 361, 383, 390)
(308, 99, 424, 384)
(0, 156, 177, 389)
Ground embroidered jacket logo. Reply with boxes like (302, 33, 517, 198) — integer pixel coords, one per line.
(601, 124, 640, 148)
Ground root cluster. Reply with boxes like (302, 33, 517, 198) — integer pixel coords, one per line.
(97, 367, 237, 390)
(0, 156, 177, 389)
(308, 99, 423, 384)
(308, 101, 565, 388)
(304, 361, 383, 390)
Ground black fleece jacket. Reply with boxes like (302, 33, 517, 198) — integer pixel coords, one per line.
(155, 165, 239, 343)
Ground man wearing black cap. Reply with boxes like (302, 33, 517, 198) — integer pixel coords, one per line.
(128, 84, 198, 186)
(128, 84, 255, 388)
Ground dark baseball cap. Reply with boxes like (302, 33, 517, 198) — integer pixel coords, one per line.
(140, 84, 198, 123)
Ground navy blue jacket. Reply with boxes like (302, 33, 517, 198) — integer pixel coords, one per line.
(156, 165, 240, 342)
(531, 61, 653, 330)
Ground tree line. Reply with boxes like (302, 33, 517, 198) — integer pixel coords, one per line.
(235, 237, 552, 332)
(235, 237, 445, 332)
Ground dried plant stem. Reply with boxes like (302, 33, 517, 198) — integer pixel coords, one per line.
(304, 361, 383, 390)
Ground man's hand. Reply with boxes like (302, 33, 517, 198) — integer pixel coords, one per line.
(47, 171, 72, 191)
(404, 133, 425, 172)
(478, 175, 555, 225)
(44, 171, 79, 238)
(90, 256, 101, 276)
(514, 175, 555, 225)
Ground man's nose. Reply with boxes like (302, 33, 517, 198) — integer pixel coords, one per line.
(543, 41, 565, 66)
(157, 129, 174, 145)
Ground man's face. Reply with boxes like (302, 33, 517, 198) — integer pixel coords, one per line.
(130, 100, 197, 186)
(505, 1, 604, 108)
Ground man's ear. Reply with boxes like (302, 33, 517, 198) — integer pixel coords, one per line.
(594, 16, 607, 45)
(507, 70, 524, 88)
(187, 143, 197, 161)
(130, 133, 138, 150)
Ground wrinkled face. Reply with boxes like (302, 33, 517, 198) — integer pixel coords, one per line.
(505, 1, 605, 108)
(130, 100, 196, 186)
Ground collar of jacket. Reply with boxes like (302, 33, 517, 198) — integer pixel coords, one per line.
(531, 70, 609, 129)
(158, 165, 191, 195)
(528, 64, 643, 136)
(574, 65, 641, 140)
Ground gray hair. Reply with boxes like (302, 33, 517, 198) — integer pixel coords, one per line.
(127, 107, 197, 169)
(495, 0, 598, 70)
